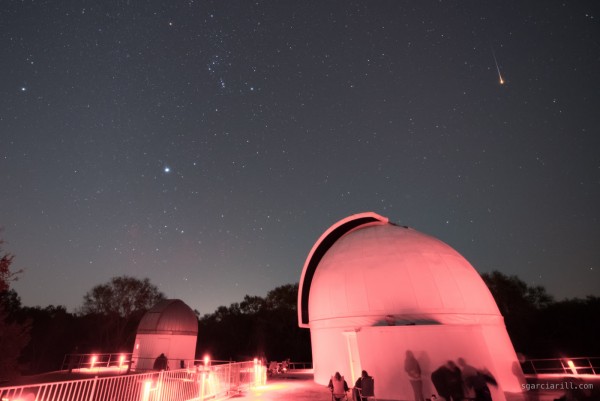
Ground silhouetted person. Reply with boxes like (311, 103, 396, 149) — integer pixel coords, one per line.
(431, 361, 464, 401)
(354, 370, 374, 401)
(67, 354, 77, 374)
(404, 351, 424, 401)
(458, 358, 496, 401)
(446, 361, 464, 401)
(431, 365, 450, 399)
(153, 353, 168, 371)
(67, 346, 79, 373)
(328, 371, 349, 401)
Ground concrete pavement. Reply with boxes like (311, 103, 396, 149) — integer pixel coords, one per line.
(232, 374, 339, 401)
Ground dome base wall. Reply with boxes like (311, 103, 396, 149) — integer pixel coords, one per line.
(311, 324, 524, 401)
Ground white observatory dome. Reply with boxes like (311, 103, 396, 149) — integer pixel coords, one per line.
(298, 213, 523, 401)
(137, 299, 198, 336)
(299, 212, 500, 328)
(133, 299, 198, 371)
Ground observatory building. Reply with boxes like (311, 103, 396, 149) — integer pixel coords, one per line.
(132, 299, 198, 371)
(298, 212, 524, 401)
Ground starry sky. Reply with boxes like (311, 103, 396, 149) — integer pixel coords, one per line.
(1, 1, 599, 315)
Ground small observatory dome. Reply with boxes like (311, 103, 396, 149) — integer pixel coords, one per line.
(298, 212, 500, 327)
(137, 299, 198, 335)
(132, 299, 198, 371)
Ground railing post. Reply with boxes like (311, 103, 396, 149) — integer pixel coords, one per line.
(196, 367, 201, 401)
(140, 378, 152, 401)
(200, 368, 206, 401)
(228, 361, 232, 394)
(157, 370, 165, 401)
(88, 376, 98, 401)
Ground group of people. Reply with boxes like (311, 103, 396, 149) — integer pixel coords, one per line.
(267, 359, 290, 376)
(432, 358, 497, 401)
(405, 351, 497, 401)
(328, 370, 373, 401)
(327, 353, 497, 401)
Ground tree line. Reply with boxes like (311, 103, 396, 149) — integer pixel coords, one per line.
(1, 237, 598, 380)
(480, 271, 599, 358)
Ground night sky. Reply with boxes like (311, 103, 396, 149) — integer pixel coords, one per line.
(1, 1, 598, 315)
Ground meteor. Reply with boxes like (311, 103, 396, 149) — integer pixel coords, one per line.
(492, 49, 505, 85)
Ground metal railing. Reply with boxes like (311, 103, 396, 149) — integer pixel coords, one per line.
(521, 357, 600, 376)
(61, 353, 133, 373)
(0, 360, 266, 401)
(287, 361, 313, 370)
(266, 360, 313, 376)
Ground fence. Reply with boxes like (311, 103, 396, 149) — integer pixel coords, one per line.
(61, 353, 133, 373)
(286, 361, 312, 371)
(521, 357, 600, 376)
(0, 360, 266, 401)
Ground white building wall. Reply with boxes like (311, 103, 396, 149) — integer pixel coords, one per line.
(311, 324, 525, 401)
(132, 333, 196, 371)
(311, 327, 353, 385)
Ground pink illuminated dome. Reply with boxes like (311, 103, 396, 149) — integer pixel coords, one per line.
(137, 299, 198, 336)
(298, 213, 523, 401)
(298, 212, 501, 328)
(132, 299, 198, 371)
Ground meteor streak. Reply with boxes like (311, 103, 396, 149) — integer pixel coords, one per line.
(492, 49, 505, 85)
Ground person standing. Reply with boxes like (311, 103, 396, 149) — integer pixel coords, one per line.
(153, 353, 168, 371)
(328, 371, 349, 401)
(404, 351, 424, 401)
(458, 358, 496, 401)
(446, 361, 464, 401)
(354, 370, 373, 401)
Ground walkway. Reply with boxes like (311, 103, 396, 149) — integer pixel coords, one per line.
(234, 373, 600, 401)
(233, 374, 333, 401)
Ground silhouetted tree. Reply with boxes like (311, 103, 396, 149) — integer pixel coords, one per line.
(265, 283, 297, 310)
(78, 276, 165, 351)
(481, 270, 554, 315)
(536, 296, 600, 357)
(0, 289, 22, 315)
(16, 305, 77, 374)
(1, 236, 23, 292)
(198, 303, 251, 360)
(479, 270, 600, 358)
(80, 276, 165, 317)
(263, 284, 310, 360)
(481, 271, 553, 355)
(0, 236, 30, 380)
(197, 283, 311, 362)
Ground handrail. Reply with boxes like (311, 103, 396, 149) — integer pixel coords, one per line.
(0, 360, 266, 401)
(521, 357, 599, 376)
(61, 352, 134, 372)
